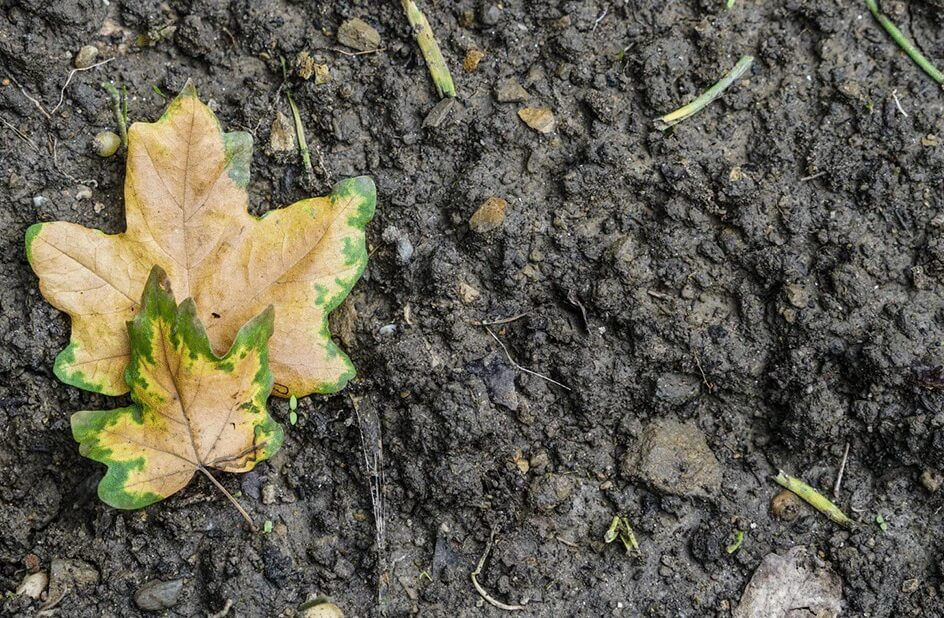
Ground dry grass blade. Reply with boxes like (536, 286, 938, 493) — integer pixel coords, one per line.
(471, 530, 525, 611)
(484, 326, 571, 391)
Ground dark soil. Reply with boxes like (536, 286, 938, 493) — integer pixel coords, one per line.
(3, 0, 944, 616)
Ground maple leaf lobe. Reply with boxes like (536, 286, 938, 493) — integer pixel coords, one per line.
(72, 266, 283, 510)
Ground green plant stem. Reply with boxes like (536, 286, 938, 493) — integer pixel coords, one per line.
(773, 470, 854, 527)
(286, 91, 313, 182)
(401, 0, 457, 98)
(101, 82, 128, 147)
(866, 0, 944, 85)
(656, 54, 754, 129)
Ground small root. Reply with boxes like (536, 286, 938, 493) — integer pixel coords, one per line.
(471, 529, 525, 612)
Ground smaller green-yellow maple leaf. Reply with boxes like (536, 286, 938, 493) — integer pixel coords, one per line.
(72, 266, 283, 518)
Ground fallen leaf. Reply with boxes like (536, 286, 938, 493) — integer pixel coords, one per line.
(71, 266, 283, 510)
(26, 83, 375, 397)
(518, 106, 555, 133)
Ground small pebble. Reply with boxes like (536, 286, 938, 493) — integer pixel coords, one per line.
(770, 489, 805, 522)
(73, 45, 99, 69)
(32, 195, 49, 208)
(920, 469, 943, 493)
(901, 578, 920, 594)
(134, 578, 184, 611)
(92, 131, 121, 157)
(337, 18, 381, 52)
(494, 80, 529, 103)
(783, 283, 811, 308)
(15, 572, 47, 600)
(458, 282, 480, 304)
(463, 49, 485, 72)
(301, 601, 345, 618)
(75, 185, 92, 201)
(469, 197, 507, 234)
(518, 107, 555, 133)
(480, 4, 502, 26)
(261, 483, 277, 505)
(422, 97, 456, 129)
(381, 226, 414, 263)
(378, 324, 397, 337)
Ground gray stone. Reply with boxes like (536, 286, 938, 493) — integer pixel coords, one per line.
(494, 80, 529, 103)
(261, 482, 277, 505)
(336, 18, 380, 52)
(529, 473, 574, 511)
(734, 547, 841, 618)
(48, 558, 99, 603)
(422, 97, 456, 128)
(623, 419, 721, 498)
(134, 578, 184, 611)
(73, 45, 99, 69)
(920, 468, 943, 493)
(480, 4, 502, 26)
(654, 373, 701, 404)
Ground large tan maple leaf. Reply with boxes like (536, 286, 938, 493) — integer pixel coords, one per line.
(26, 83, 375, 398)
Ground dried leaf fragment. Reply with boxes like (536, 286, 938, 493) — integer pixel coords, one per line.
(72, 267, 283, 510)
(26, 83, 375, 398)
(518, 106, 555, 133)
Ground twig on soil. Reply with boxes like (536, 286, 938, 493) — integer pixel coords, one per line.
(198, 467, 258, 531)
(350, 394, 388, 608)
(655, 54, 754, 130)
(101, 82, 128, 148)
(891, 89, 908, 117)
(401, 0, 457, 98)
(692, 349, 715, 392)
(38, 585, 68, 613)
(471, 529, 525, 612)
(800, 171, 826, 182)
(866, 0, 944, 86)
(484, 326, 572, 391)
(555, 535, 579, 548)
(315, 46, 387, 58)
(469, 312, 530, 327)
(7, 73, 52, 120)
(50, 58, 115, 116)
(567, 289, 590, 331)
(833, 442, 850, 497)
(592, 5, 609, 32)
(0, 114, 38, 151)
(773, 470, 854, 527)
(51, 138, 98, 187)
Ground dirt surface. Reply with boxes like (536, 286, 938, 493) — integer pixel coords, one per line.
(2, 0, 944, 616)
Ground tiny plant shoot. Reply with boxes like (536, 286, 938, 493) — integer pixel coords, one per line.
(655, 55, 754, 130)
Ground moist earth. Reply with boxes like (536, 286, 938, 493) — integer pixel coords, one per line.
(2, 0, 944, 616)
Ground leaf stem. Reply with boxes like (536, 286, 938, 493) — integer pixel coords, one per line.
(401, 0, 457, 98)
(655, 54, 754, 130)
(199, 467, 257, 531)
(101, 82, 128, 147)
(865, 0, 944, 85)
